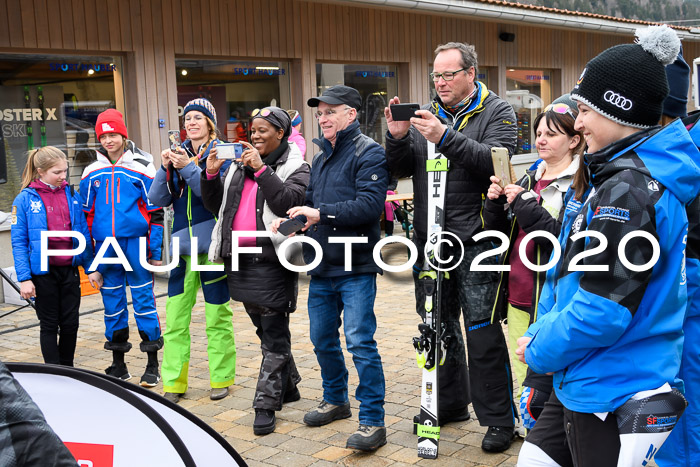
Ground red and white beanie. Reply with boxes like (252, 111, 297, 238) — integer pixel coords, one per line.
(95, 109, 128, 140)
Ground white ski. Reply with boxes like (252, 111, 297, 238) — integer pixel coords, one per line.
(414, 141, 449, 459)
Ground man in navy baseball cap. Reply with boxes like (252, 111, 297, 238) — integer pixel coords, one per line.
(308, 85, 362, 110)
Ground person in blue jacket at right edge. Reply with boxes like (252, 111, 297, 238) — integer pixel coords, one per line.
(515, 25, 700, 466)
(655, 47, 700, 467)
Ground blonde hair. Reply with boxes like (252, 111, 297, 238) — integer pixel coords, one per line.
(191, 116, 219, 161)
(21, 146, 68, 189)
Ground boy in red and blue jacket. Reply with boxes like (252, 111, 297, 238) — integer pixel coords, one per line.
(80, 109, 164, 387)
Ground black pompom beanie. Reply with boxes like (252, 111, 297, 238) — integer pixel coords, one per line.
(571, 25, 681, 129)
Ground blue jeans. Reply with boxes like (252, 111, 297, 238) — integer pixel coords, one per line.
(308, 273, 385, 427)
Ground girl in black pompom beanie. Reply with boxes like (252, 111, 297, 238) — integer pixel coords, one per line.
(516, 25, 700, 466)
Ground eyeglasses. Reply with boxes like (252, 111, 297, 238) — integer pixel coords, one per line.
(544, 103, 576, 119)
(430, 68, 466, 82)
(252, 107, 272, 118)
(314, 107, 352, 119)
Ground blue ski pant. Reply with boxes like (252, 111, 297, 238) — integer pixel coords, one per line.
(95, 237, 161, 343)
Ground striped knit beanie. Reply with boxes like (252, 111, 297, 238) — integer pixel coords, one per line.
(183, 98, 217, 126)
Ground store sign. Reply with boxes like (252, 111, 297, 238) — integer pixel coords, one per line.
(49, 63, 116, 72)
(525, 75, 550, 81)
(355, 71, 395, 78)
(1, 107, 58, 138)
(234, 67, 286, 76)
(0, 108, 58, 121)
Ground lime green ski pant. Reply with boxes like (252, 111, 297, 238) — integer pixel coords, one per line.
(162, 254, 236, 393)
(507, 303, 531, 398)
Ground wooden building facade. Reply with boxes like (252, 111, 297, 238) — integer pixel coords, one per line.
(1, 0, 700, 205)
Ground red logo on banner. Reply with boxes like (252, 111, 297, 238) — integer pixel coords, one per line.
(64, 442, 114, 467)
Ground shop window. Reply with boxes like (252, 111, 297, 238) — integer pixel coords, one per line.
(506, 69, 552, 155)
(0, 54, 122, 213)
(175, 59, 290, 143)
(316, 64, 398, 146)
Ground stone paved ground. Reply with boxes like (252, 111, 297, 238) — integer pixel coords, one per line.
(0, 244, 524, 466)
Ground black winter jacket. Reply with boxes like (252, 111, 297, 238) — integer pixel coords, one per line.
(200, 141, 309, 309)
(385, 84, 517, 247)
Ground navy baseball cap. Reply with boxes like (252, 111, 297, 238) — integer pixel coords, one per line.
(307, 85, 362, 110)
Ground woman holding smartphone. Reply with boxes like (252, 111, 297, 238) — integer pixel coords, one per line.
(484, 94, 587, 430)
(201, 106, 309, 435)
(148, 98, 237, 404)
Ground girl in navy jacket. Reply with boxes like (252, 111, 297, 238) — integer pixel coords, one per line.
(11, 146, 102, 366)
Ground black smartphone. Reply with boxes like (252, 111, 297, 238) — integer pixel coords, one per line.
(278, 216, 306, 236)
(390, 103, 420, 121)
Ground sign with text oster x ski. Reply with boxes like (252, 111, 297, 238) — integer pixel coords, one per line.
(413, 141, 449, 459)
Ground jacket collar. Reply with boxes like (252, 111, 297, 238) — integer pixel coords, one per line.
(183, 139, 217, 162)
(312, 120, 361, 155)
(29, 179, 68, 193)
(431, 81, 490, 132)
(96, 139, 138, 165)
(534, 155, 580, 185)
(584, 128, 653, 189)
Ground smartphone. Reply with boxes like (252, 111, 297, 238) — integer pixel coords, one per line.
(390, 103, 421, 121)
(278, 216, 306, 236)
(216, 142, 244, 160)
(168, 130, 181, 151)
(491, 147, 513, 189)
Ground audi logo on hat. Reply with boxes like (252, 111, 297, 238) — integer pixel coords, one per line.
(101, 123, 116, 132)
(603, 90, 633, 111)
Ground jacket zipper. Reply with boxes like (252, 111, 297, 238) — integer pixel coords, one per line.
(559, 367, 568, 389)
(533, 247, 541, 323)
(117, 177, 121, 204)
(111, 166, 116, 237)
(490, 218, 517, 323)
(479, 193, 486, 229)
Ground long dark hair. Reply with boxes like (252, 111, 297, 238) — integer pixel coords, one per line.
(533, 109, 589, 201)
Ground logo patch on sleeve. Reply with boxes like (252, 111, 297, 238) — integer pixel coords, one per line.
(29, 200, 43, 213)
(592, 205, 630, 223)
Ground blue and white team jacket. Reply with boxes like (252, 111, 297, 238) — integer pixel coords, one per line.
(79, 141, 164, 261)
(524, 119, 700, 413)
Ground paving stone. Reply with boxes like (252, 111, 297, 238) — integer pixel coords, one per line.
(387, 446, 421, 464)
(253, 432, 292, 448)
(215, 408, 249, 422)
(236, 445, 280, 461)
(313, 446, 354, 462)
(309, 460, 342, 467)
(276, 437, 326, 455)
(265, 451, 315, 467)
(453, 445, 508, 465)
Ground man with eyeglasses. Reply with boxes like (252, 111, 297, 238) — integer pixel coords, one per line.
(384, 41, 518, 452)
(278, 85, 389, 452)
